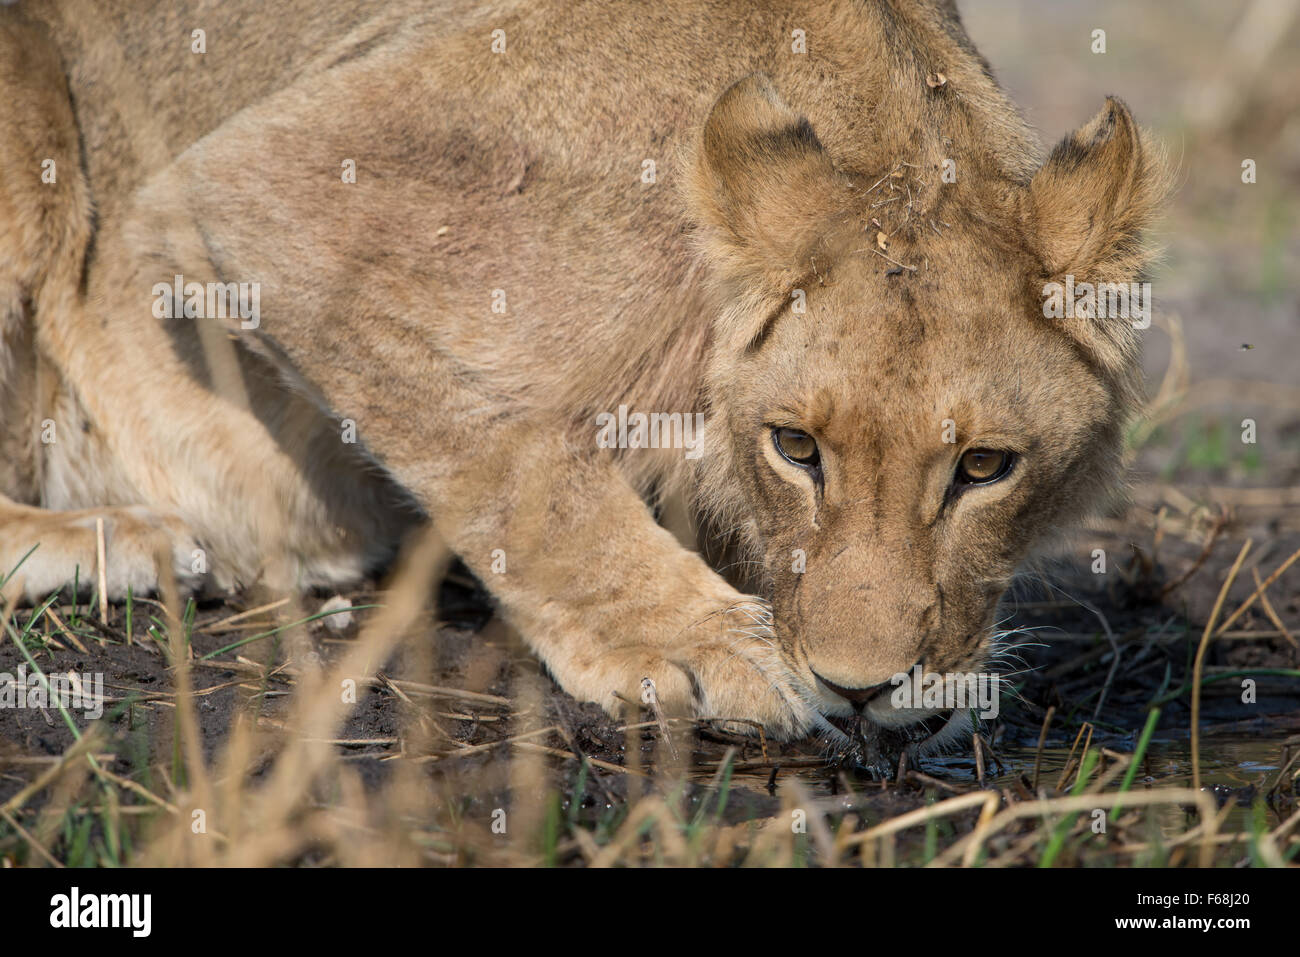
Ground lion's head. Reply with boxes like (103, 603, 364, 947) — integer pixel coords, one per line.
(686, 75, 1168, 761)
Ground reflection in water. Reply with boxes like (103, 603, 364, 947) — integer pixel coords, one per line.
(725, 733, 1289, 836)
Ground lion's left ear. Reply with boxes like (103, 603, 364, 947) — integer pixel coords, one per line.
(1026, 97, 1170, 380)
(687, 74, 847, 293)
(1028, 96, 1170, 283)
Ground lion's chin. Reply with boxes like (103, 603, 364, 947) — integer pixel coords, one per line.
(821, 708, 968, 778)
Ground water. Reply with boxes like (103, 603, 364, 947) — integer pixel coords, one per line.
(924, 734, 1284, 790)
(909, 733, 1285, 836)
(703, 732, 1291, 837)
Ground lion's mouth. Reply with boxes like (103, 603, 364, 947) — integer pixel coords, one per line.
(822, 708, 959, 777)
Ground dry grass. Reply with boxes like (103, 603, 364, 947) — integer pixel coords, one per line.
(2, 507, 1297, 868)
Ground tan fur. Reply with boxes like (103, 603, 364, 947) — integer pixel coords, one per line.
(0, 0, 1168, 746)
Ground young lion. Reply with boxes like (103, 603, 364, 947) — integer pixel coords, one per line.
(0, 0, 1167, 761)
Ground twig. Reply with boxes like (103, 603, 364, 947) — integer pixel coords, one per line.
(863, 163, 904, 195)
(0, 807, 63, 868)
(865, 247, 917, 271)
(1031, 705, 1055, 792)
(1055, 722, 1094, 793)
(513, 741, 647, 778)
(639, 676, 679, 761)
(906, 770, 964, 794)
(1251, 566, 1297, 648)
(1213, 543, 1300, 636)
(42, 605, 92, 653)
(1193, 540, 1252, 791)
(1089, 604, 1120, 722)
(1159, 508, 1227, 597)
(200, 597, 290, 633)
(935, 788, 1218, 868)
(0, 727, 106, 816)
(95, 517, 109, 626)
(410, 725, 560, 763)
(844, 790, 998, 848)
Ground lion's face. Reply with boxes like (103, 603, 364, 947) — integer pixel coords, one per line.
(721, 248, 1119, 732)
(688, 75, 1166, 749)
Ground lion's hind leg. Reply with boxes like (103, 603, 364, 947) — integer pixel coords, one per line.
(0, 495, 205, 605)
(0, 4, 89, 506)
(0, 9, 202, 607)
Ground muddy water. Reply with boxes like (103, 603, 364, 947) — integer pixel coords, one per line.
(927, 734, 1283, 791)
(941, 734, 1282, 836)
(717, 734, 1289, 836)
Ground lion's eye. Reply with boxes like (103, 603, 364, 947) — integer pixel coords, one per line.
(956, 448, 1013, 485)
(773, 428, 820, 469)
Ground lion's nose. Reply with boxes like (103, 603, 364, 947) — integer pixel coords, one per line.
(811, 670, 895, 706)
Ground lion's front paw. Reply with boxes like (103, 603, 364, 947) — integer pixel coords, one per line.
(665, 600, 822, 739)
(585, 601, 821, 741)
(110, 507, 207, 597)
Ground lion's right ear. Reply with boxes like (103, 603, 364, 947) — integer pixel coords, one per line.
(686, 74, 846, 292)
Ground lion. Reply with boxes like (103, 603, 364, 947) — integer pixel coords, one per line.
(0, 0, 1167, 766)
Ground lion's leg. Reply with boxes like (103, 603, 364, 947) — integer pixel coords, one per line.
(402, 415, 823, 739)
(0, 9, 209, 605)
(0, 8, 75, 509)
(0, 494, 205, 604)
(0, 6, 416, 603)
